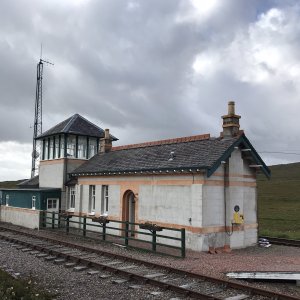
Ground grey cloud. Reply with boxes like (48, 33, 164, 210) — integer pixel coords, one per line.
(0, 0, 299, 171)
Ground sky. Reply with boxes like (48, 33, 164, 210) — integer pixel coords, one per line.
(0, 0, 300, 181)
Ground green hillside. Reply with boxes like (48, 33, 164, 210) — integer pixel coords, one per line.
(257, 162, 300, 239)
(0, 180, 25, 189)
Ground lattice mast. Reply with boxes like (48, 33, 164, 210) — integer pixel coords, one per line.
(31, 58, 53, 178)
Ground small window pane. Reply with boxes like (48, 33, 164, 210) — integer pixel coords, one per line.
(54, 137, 60, 159)
(69, 187, 76, 209)
(78, 137, 87, 159)
(67, 135, 76, 158)
(60, 135, 65, 158)
(88, 138, 97, 158)
(49, 137, 54, 159)
(44, 139, 48, 160)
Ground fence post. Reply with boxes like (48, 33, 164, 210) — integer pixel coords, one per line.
(66, 217, 69, 234)
(51, 211, 55, 229)
(152, 231, 157, 252)
(57, 213, 61, 228)
(125, 222, 129, 246)
(102, 223, 106, 241)
(181, 228, 186, 258)
(83, 216, 87, 237)
(41, 211, 46, 228)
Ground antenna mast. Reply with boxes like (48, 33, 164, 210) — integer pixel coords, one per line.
(31, 55, 53, 178)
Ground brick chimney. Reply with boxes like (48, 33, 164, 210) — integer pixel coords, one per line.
(99, 129, 112, 153)
(221, 101, 241, 138)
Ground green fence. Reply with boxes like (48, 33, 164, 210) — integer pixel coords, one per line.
(40, 211, 186, 258)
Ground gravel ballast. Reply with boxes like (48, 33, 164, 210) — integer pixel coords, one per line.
(0, 223, 299, 299)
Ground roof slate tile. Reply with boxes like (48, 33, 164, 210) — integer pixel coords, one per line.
(71, 136, 239, 175)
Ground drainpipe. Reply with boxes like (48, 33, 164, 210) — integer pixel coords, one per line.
(223, 160, 233, 237)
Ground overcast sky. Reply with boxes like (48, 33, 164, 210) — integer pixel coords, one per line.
(1, 0, 300, 181)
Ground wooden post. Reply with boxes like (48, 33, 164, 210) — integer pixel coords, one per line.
(57, 213, 61, 228)
(181, 228, 186, 258)
(83, 216, 87, 237)
(152, 231, 157, 252)
(66, 217, 69, 234)
(102, 223, 106, 241)
(125, 222, 129, 246)
(51, 211, 55, 229)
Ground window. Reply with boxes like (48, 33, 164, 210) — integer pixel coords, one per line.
(5, 194, 9, 206)
(69, 186, 76, 209)
(54, 136, 60, 159)
(60, 135, 65, 158)
(88, 138, 97, 158)
(67, 135, 76, 158)
(32, 196, 36, 210)
(101, 185, 108, 214)
(44, 139, 48, 160)
(49, 137, 54, 159)
(47, 199, 58, 210)
(78, 137, 87, 159)
(89, 185, 96, 213)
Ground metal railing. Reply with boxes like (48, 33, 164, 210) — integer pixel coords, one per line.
(40, 211, 186, 258)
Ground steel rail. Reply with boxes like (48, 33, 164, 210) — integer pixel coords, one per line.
(0, 225, 298, 300)
(0, 232, 219, 299)
(260, 236, 300, 247)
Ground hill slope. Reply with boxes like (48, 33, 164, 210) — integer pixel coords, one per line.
(0, 180, 25, 189)
(257, 162, 300, 239)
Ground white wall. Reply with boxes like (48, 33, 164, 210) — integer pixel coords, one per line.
(39, 161, 65, 188)
(139, 184, 202, 227)
(1, 206, 40, 229)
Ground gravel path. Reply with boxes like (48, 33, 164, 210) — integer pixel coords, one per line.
(0, 224, 299, 299)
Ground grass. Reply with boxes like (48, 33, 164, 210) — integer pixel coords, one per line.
(257, 162, 300, 240)
(0, 269, 55, 300)
(0, 180, 25, 189)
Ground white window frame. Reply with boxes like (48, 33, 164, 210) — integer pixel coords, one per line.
(69, 186, 76, 211)
(60, 135, 65, 158)
(88, 138, 97, 158)
(32, 195, 36, 210)
(67, 135, 76, 158)
(78, 136, 87, 159)
(54, 136, 60, 159)
(101, 185, 108, 214)
(47, 198, 58, 210)
(49, 137, 54, 160)
(89, 185, 96, 214)
(44, 139, 49, 160)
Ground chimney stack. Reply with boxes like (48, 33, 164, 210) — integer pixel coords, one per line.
(99, 129, 112, 153)
(221, 101, 241, 138)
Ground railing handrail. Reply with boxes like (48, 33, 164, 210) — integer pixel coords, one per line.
(41, 210, 186, 258)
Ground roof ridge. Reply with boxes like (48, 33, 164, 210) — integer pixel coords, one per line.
(112, 133, 210, 151)
(62, 114, 79, 132)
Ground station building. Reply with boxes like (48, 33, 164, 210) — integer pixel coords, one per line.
(0, 102, 270, 252)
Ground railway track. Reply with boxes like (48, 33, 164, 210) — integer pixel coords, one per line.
(260, 236, 300, 248)
(0, 225, 298, 300)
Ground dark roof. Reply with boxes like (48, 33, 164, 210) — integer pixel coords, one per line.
(36, 114, 118, 140)
(17, 176, 39, 188)
(71, 133, 270, 178)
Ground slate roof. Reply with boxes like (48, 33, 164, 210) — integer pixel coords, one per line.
(17, 175, 39, 188)
(71, 133, 270, 178)
(36, 114, 118, 140)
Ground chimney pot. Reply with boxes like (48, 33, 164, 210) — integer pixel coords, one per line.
(228, 101, 235, 115)
(99, 128, 112, 153)
(221, 101, 241, 138)
(104, 128, 110, 139)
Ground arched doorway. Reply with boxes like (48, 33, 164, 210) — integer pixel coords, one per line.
(122, 190, 136, 236)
